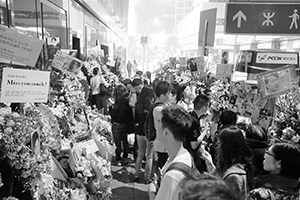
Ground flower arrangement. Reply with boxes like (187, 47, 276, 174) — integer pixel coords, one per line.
(0, 104, 69, 199)
(274, 87, 300, 144)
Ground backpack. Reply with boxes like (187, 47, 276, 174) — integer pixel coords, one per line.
(155, 158, 200, 195)
(144, 102, 164, 141)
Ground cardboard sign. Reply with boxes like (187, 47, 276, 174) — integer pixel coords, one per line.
(52, 51, 83, 76)
(216, 64, 233, 79)
(0, 25, 44, 67)
(0, 68, 50, 103)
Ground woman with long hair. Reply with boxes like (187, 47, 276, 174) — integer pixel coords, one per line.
(201, 126, 253, 199)
(134, 85, 156, 182)
(176, 84, 193, 112)
(217, 126, 253, 198)
(245, 124, 269, 177)
(249, 142, 300, 200)
(109, 84, 132, 166)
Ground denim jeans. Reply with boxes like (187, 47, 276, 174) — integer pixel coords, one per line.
(112, 122, 129, 160)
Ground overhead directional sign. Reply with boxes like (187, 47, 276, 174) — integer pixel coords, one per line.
(225, 3, 300, 34)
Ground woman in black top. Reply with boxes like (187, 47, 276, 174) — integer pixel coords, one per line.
(109, 84, 132, 165)
(134, 86, 156, 181)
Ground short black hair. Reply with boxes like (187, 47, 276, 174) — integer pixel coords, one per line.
(122, 78, 131, 86)
(220, 110, 237, 126)
(272, 142, 300, 179)
(161, 105, 192, 142)
(246, 124, 268, 142)
(155, 81, 171, 98)
(180, 174, 241, 200)
(131, 78, 143, 87)
(193, 94, 209, 110)
(93, 67, 99, 75)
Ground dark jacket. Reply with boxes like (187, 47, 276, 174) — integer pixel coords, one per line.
(249, 174, 300, 200)
(109, 96, 133, 132)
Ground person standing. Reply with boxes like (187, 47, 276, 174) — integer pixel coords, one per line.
(109, 84, 131, 166)
(129, 79, 143, 160)
(149, 81, 172, 183)
(134, 86, 156, 181)
(185, 94, 210, 173)
(90, 67, 101, 110)
(127, 60, 133, 78)
(149, 106, 193, 200)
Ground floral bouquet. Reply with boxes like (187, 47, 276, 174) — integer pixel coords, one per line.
(0, 104, 70, 199)
(70, 145, 112, 200)
(274, 87, 300, 144)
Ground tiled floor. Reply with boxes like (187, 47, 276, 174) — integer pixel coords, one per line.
(111, 157, 149, 200)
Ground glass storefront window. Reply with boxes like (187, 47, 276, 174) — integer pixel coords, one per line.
(41, 0, 68, 49)
(9, 0, 40, 37)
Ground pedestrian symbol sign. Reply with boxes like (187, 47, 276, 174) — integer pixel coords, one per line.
(225, 3, 300, 34)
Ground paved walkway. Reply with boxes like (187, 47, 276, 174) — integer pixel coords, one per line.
(111, 156, 149, 200)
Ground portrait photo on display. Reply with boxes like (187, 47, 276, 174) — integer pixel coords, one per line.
(46, 37, 60, 47)
(258, 65, 296, 99)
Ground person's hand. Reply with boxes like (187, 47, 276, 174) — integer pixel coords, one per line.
(200, 149, 215, 170)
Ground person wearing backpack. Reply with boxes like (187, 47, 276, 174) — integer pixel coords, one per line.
(145, 81, 172, 183)
(184, 94, 210, 173)
(148, 105, 193, 200)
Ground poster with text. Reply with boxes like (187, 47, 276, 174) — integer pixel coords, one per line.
(52, 51, 83, 76)
(0, 68, 50, 103)
(258, 65, 296, 99)
(0, 25, 44, 67)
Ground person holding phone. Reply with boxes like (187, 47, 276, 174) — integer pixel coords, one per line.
(184, 94, 210, 173)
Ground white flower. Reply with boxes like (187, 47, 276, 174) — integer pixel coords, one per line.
(6, 120, 15, 127)
(11, 112, 20, 118)
(4, 127, 13, 134)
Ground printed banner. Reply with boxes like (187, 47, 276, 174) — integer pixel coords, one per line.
(0, 25, 44, 67)
(52, 51, 83, 76)
(256, 52, 298, 65)
(0, 68, 50, 103)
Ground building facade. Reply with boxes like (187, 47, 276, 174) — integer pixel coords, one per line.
(175, 0, 194, 25)
(0, 0, 129, 60)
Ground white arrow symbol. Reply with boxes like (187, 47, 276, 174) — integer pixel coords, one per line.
(232, 10, 247, 28)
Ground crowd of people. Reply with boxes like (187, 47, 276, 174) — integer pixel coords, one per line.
(89, 66, 300, 200)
